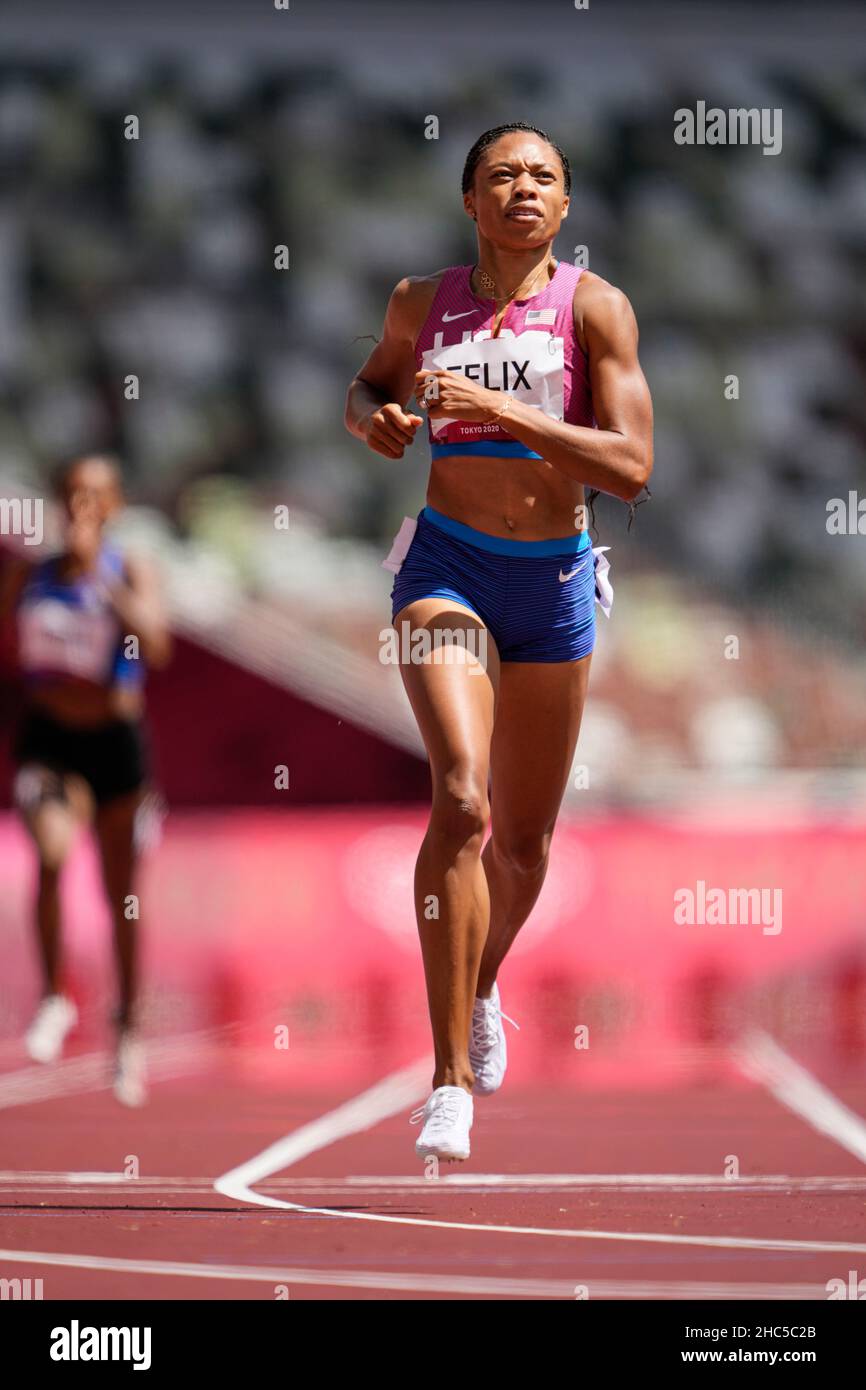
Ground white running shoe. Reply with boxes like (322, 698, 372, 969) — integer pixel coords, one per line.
(113, 1032, 148, 1107)
(469, 983, 519, 1096)
(411, 1085, 473, 1161)
(25, 995, 78, 1063)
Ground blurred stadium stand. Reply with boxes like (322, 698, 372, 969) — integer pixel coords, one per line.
(1, 2, 865, 803)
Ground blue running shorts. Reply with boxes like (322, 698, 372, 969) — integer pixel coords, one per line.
(388, 506, 603, 663)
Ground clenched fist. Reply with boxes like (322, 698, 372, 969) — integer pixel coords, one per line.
(361, 402, 424, 459)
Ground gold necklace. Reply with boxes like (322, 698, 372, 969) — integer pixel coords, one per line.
(475, 259, 556, 338)
(476, 258, 555, 304)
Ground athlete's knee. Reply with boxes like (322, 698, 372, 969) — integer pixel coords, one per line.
(17, 772, 74, 867)
(493, 827, 553, 878)
(14, 766, 64, 815)
(430, 767, 490, 851)
(37, 856, 63, 889)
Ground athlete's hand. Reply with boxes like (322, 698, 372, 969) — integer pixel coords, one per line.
(361, 402, 424, 459)
(415, 369, 500, 424)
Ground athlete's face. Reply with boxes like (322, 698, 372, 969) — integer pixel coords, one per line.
(464, 134, 569, 247)
(61, 458, 124, 528)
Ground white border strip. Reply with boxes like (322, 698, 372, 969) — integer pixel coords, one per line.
(0, 1248, 831, 1300)
(733, 1030, 866, 1164)
(6, 1171, 866, 1194)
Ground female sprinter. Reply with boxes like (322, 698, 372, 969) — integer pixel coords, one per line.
(345, 123, 653, 1160)
(1, 453, 170, 1105)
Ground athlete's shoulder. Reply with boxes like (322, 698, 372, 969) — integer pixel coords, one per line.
(387, 269, 452, 341)
(572, 271, 638, 348)
(572, 269, 631, 308)
(573, 270, 636, 319)
(394, 268, 453, 294)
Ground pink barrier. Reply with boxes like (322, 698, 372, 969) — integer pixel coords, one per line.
(2, 810, 865, 1088)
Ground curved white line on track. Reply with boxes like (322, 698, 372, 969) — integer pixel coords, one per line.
(0, 1249, 841, 1300)
(733, 1030, 866, 1164)
(214, 1055, 432, 1196)
(213, 1059, 866, 1255)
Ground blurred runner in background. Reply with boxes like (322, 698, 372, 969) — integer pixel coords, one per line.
(0, 453, 171, 1105)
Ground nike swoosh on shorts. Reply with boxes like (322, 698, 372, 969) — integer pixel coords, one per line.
(558, 560, 590, 582)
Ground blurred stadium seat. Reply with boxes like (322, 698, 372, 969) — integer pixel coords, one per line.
(1, 5, 865, 799)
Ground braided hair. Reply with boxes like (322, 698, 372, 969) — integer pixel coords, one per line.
(462, 123, 572, 195)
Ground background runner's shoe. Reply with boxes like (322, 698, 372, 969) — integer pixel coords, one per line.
(469, 983, 519, 1095)
(411, 1085, 473, 1160)
(113, 1032, 148, 1107)
(25, 995, 78, 1063)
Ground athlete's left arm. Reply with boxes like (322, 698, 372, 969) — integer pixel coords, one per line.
(417, 276, 653, 502)
(107, 551, 173, 669)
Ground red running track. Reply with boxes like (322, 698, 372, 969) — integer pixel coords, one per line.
(1, 1026, 865, 1301)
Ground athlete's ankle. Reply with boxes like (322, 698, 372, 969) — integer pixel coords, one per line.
(433, 1067, 474, 1093)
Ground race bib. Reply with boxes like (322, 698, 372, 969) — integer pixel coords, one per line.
(18, 598, 118, 681)
(422, 327, 564, 438)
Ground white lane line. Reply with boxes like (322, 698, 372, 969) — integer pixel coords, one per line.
(0, 1249, 836, 1300)
(0, 1053, 113, 1108)
(0, 1172, 132, 1185)
(213, 1062, 866, 1255)
(214, 1055, 432, 1200)
(734, 1030, 866, 1165)
(319, 1173, 866, 1192)
(209, 1198, 866, 1254)
(4, 1172, 866, 1195)
(0, 1028, 230, 1110)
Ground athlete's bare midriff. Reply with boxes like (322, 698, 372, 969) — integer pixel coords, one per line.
(29, 681, 143, 728)
(426, 453, 587, 541)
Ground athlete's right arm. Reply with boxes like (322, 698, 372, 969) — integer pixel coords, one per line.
(344, 276, 435, 459)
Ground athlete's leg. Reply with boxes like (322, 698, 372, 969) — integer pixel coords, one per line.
(396, 597, 500, 1092)
(94, 790, 143, 1030)
(476, 654, 591, 997)
(15, 766, 88, 996)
